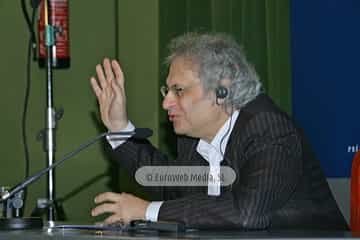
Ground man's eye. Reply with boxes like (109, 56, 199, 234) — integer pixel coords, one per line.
(175, 87, 184, 96)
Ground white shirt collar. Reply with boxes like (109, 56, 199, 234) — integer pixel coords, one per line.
(196, 110, 239, 196)
(196, 110, 239, 162)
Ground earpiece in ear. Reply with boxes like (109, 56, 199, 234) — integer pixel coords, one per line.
(215, 86, 228, 99)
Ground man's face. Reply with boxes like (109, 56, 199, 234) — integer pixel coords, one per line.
(162, 57, 227, 141)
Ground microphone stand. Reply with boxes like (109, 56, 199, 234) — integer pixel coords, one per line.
(0, 129, 152, 230)
(0, 0, 58, 230)
(0, 0, 59, 230)
(43, 0, 56, 222)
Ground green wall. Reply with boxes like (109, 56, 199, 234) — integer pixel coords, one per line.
(0, 0, 291, 222)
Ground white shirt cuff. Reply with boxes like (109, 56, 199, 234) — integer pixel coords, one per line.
(106, 121, 135, 149)
(145, 201, 163, 222)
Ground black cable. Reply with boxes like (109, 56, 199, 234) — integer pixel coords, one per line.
(219, 105, 234, 157)
(20, 0, 38, 216)
(21, 32, 32, 216)
(21, 0, 34, 39)
(31, 0, 41, 9)
(21, 0, 37, 61)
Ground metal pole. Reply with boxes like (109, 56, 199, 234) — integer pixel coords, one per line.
(44, 0, 56, 221)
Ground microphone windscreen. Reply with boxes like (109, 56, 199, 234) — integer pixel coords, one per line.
(133, 128, 153, 139)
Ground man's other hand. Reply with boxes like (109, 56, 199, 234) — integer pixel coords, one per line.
(91, 192, 150, 224)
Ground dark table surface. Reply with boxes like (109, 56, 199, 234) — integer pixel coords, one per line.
(0, 222, 358, 240)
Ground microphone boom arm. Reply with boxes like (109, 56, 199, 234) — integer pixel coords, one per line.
(0, 128, 150, 202)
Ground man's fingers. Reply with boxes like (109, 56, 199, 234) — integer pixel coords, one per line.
(104, 214, 125, 225)
(91, 203, 118, 217)
(96, 63, 107, 90)
(90, 77, 102, 98)
(110, 60, 125, 101)
(111, 79, 124, 100)
(104, 58, 115, 83)
(95, 192, 122, 204)
(111, 60, 124, 87)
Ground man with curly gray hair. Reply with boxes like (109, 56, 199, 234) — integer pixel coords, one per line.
(90, 33, 348, 230)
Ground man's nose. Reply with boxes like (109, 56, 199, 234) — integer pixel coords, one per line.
(162, 93, 177, 110)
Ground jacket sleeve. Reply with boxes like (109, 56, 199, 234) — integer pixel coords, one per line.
(157, 112, 302, 230)
(111, 136, 197, 201)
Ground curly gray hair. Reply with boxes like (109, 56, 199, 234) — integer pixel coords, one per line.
(166, 32, 262, 109)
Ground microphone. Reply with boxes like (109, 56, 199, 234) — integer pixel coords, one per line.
(0, 128, 152, 230)
(107, 128, 153, 140)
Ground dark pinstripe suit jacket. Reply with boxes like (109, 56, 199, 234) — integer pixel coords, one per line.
(112, 93, 348, 230)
